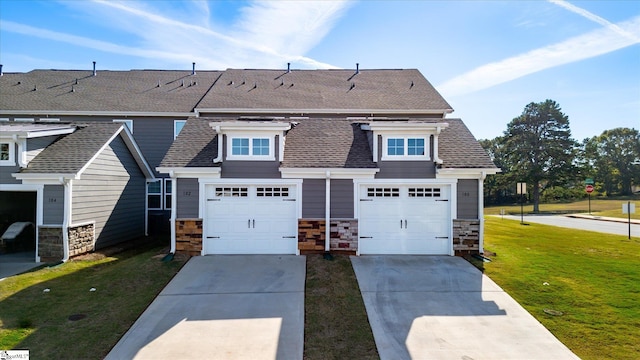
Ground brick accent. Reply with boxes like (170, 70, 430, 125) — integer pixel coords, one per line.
(68, 223, 95, 257)
(330, 219, 358, 253)
(453, 219, 480, 256)
(298, 219, 325, 252)
(175, 219, 202, 256)
(38, 226, 64, 262)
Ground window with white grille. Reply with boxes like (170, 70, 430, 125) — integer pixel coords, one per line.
(367, 187, 400, 197)
(256, 187, 289, 197)
(408, 187, 441, 197)
(215, 187, 248, 197)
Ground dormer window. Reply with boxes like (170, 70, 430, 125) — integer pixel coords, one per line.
(382, 136, 429, 160)
(228, 136, 274, 160)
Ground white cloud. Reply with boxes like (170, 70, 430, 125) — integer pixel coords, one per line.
(437, 16, 640, 97)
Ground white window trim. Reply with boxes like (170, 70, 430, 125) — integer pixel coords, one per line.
(147, 179, 173, 211)
(226, 135, 275, 161)
(0, 141, 16, 166)
(39, 118, 60, 122)
(113, 119, 134, 134)
(381, 135, 430, 161)
(0, 118, 9, 122)
(15, 118, 34, 122)
(164, 179, 172, 210)
(174, 120, 186, 140)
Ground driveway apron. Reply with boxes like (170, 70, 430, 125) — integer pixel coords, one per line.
(106, 255, 305, 360)
(351, 255, 579, 360)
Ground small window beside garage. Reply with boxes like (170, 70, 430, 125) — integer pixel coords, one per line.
(215, 187, 248, 197)
(147, 180, 162, 209)
(367, 187, 400, 197)
(256, 187, 289, 197)
(408, 187, 441, 197)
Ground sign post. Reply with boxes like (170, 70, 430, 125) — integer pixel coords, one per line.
(585, 178, 594, 215)
(622, 202, 636, 240)
(517, 182, 527, 225)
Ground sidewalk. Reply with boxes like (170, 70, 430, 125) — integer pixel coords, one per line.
(566, 213, 640, 225)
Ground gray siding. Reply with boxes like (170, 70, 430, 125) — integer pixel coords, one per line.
(72, 135, 146, 249)
(132, 118, 175, 177)
(457, 179, 479, 219)
(43, 185, 64, 224)
(374, 135, 436, 179)
(176, 178, 199, 218)
(221, 135, 281, 179)
(26, 135, 59, 163)
(330, 179, 354, 218)
(302, 179, 325, 218)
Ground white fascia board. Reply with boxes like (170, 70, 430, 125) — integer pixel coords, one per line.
(437, 168, 501, 179)
(117, 126, 155, 179)
(0, 110, 194, 118)
(0, 128, 76, 139)
(12, 173, 75, 184)
(156, 167, 221, 178)
(210, 122, 292, 132)
(196, 108, 452, 116)
(353, 178, 458, 186)
(363, 122, 450, 132)
(0, 184, 44, 191)
(279, 168, 379, 179)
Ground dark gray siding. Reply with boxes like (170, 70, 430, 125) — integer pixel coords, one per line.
(176, 178, 199, 218)
(330, 179, 354, 218)
(374, 135, 436, 179)
(26, 135, 59, 163)
(302, 179, 325, 218)
(457, 179, 479, 219)
(1, 143, 20, 184)
(43, 185, 64, 224)
(220, 135, 281, 179)
(132, 118, 175, 176)
(72, 135, 146, 249)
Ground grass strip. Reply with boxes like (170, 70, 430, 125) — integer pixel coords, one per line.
(304, 254, 378, 359)
(0, 245, 187, 359)
(479, 217, 640, 360)
(485, 198, 640, 220)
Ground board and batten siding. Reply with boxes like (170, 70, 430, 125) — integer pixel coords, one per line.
(302, 179, 325, 218)
(457, 179, 479, 219)
(43, 185, 64, 224)
(176, 178, 199, 218)
(72, 135, 146, 249)
(330, 179, 354, 218)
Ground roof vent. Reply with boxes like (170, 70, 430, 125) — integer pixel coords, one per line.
(0, 64, 3, 77)
(287, 62, 291, 73)
(71, 85, 75, 92)
(349, 82, 355, 90)
(157, 80, 161, 88)
(192, 62, 196, 75)
(356, 63, 359, 74)
(410, 81, 414, 89)
(92, 61, 96, 76)
(75, 78, 79, 85)
(33, 85, 37, 91)
(228, 80, 234, 85)
(181, 79, 184, 87)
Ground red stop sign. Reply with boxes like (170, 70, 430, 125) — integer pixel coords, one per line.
(586, 185, 594, 193)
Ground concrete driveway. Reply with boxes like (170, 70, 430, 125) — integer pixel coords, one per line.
(106, 255, 305, 360)
(351, 256, 579, 360)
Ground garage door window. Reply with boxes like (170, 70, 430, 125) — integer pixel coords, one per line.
(408, 187, 441, 197)
(257, 187, 289, 197)
(215, 187, 248, 197)
(367, 187, 400, 197)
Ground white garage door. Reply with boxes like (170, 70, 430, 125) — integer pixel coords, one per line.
(203, 185, 298, 254)
(358, 185, 451, 255)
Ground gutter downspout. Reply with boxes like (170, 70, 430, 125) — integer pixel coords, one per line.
(169, 171, 177, 254)
(479, 171, 486, 254)
(61, 177, 72, 262)
(212, 125, 223, 163)
(433, 127, 443, 165)
(325, 171, 331, 252)
(12, 135, 27, 168)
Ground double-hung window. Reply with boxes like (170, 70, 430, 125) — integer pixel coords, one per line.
(147, 179, 172, 210)
(0, 142, 15, 166)
(228, 136, 273, 160)
(383, 136, 429, 160)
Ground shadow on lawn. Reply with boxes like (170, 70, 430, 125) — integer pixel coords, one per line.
(0, 237, 185, 359)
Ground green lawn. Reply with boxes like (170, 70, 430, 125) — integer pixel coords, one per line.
(0, 245, 187, 359)
(485, 198, 640, 220)
(480, 217, 640, 359)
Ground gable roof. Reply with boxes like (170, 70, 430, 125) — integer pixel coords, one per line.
(159, 118, 220, 168)
(0, 69, 222, 114)
(196, 69, 452, 113)
(17, 122, 154, 178)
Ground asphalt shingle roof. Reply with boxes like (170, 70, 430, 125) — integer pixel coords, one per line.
(159, 118, 219, 168)
(0, 70, 222, 113)
(438, 118, 496, 169)
(197, 69, 452, 111)
(20, 122, 125, 174)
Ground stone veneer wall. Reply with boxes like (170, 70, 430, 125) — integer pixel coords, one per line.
(329, 219, 358, 253)
(298, 219, 325, 252)
(38, 226, 64, 262)
(453, 219, 480, 255)
(175, 219, 203, 256)
(68, 223, 95, 257)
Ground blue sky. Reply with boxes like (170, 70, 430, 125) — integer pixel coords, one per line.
(1, 0, 638, 141)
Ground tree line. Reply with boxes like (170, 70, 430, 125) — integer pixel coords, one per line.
(480, 99, 640, 212)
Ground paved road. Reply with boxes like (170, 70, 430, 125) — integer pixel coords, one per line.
(497, 215, 640, 237)
(351, 256, 579, 360)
